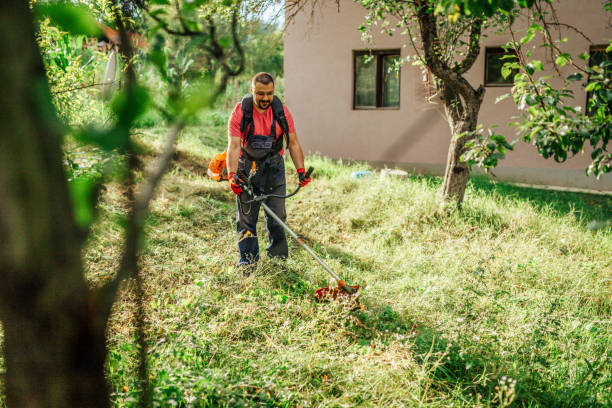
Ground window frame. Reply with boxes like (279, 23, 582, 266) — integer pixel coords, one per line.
(484, 47, 518, 87)
(353, 49, 401, 110)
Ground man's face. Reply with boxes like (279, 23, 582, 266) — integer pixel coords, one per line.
(252, 81, 274, 110)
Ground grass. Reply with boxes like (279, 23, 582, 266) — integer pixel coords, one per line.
(3, 123, 612, 407)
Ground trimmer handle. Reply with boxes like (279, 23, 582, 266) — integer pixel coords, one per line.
(233, 173, 251, 194)
(237, 166, 315, 203)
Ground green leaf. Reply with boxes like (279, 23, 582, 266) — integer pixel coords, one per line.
(555, 53, 571, 67)
(520, 32, 535, 45)
(531, 60, 544, 71)
(501, 65, 512, 79)
(149, 8, 168, 17)
(35, 3, 102, 37)
(585, 82, 600, 92)
(525, 94, 538, 106)
(521, 25, 540, 45)
(567, 73, 583, 81)
(182, 81, 215, 117)
(74, 127, 126, 152)
(517, 0, 536, 8)
(149, 49, 168, 80)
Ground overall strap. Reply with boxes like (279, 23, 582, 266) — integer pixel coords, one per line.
(240, 94, 254, 145)
(271, 96, 290, 146)
(240, 94, 289, 159)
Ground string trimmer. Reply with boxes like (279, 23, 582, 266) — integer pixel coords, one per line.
(234, 167, 359, 300)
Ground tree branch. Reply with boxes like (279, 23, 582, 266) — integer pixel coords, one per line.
(546, 22, 593, 44)
(413, 0, 482, 104)
(455, 18, 483, 74)
(507, 22, 546, 110)
(53, 81, 119, 95)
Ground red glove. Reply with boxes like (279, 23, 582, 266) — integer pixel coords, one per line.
(229, 172, 242, 195)
(297, 168, 311, 187)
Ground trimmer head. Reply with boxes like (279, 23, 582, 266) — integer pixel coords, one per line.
(314, 280, 360, 301)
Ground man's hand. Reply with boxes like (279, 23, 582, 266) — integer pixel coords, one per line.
(297, 168, 311, 187)
(229, 172, 243, 195)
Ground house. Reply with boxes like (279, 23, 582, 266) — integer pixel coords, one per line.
(284, 0, 611, 191)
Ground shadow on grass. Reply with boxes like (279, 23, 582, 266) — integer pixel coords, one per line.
(403, 172, 611, 226)
(468, 176, 612, 226)
(172, 149, 210, 177)
(298, 234, 611, 406)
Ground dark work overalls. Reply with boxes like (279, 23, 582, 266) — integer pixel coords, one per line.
(236, 95, 290, 266)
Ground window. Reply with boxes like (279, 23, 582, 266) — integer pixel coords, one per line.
(484, 47, 518, 86)
(353, 50, 400, 109)
(587, 44, 611, 114)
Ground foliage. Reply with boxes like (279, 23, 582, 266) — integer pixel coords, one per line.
(241, 19, 284, 77)
(35, 0, 284, 129)
(459, 1, 612, 178)
(36, 17, 107, 125)
(435, 0, 537, 18)
(356, 0, 491, 71)
(177, 14, 285, 111)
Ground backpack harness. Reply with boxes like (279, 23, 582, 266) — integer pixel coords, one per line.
(239, 94, 290, 163)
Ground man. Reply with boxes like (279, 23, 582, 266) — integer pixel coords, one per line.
(226, 72, 311, 268)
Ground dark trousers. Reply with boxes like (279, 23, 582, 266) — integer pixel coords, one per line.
(236, 179, 288, 266)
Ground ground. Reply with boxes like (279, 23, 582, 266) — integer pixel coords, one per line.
(10, 124, 612, 407)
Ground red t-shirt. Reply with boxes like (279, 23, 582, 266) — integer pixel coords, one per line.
(228, 102, 296, 155)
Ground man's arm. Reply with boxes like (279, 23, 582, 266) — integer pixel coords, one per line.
(226, 102, 242, 176)
(287, 132, 305, 170)
(226, 136, 241, 175)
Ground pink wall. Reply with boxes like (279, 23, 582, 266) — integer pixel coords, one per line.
(284, 0, 612, 190)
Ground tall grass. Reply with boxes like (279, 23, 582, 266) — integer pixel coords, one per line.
(3, 124, 609, 407)
(94, 126, 611, 407)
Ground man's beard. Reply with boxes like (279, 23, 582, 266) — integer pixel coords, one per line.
(257, 100, 270, 109)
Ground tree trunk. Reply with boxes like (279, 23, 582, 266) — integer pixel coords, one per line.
(1, 303, 109, 407)
(440, 109, 481, 205)
(439, 84, 483, 206)
(0, 1, 110, 406)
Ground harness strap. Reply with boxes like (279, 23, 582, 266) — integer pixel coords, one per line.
(240, 94, 290, 153)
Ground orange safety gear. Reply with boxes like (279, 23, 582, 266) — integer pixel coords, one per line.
(207, 151, 228, 181)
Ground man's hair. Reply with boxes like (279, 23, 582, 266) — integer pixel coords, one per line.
(252, 72, 274, 87)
